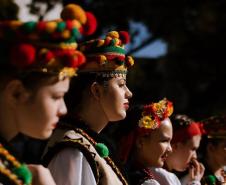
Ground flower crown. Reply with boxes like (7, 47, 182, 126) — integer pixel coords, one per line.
(78, 31, 134, 78)
(138, 98, 174, 130)
(0, 4, 97, 79)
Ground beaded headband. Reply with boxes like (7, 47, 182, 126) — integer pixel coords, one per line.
(0, 4, 97, 80)
(202, 115, 226, 139)
(78, 31, 134, 78)
(171, 114, 203, 143)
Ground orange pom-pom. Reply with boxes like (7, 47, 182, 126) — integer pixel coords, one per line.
(68, 51, 86, 68)
(46, 21, 57, 33)
(10, 44, 36, 68)
(126, 56, 134, 67)
(83, 12, 97, 36)
(119, 31, 130, 44)
(61, 4, 87, 24)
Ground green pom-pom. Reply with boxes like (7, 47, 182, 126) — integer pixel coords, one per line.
(95, 143, 109, 158)
(22, 21, 36, 33)
(57, 22, 66, 32)
(71, 28, 81, 39)
(12, 164, 32, 185)
(110, 39, 117, 46)
(206, 175, 216, 185)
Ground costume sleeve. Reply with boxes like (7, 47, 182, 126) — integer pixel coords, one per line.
(141, 179, 161, 185)
(150, 167, 181, 185)
(48, 148, 96, 185)
(180, 175, 201, 185)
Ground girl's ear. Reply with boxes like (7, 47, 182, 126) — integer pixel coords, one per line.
(4, 80, 30, 106)
(90, 82, 102, 100)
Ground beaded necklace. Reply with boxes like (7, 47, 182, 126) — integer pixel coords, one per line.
(74, 128, 128, 185)
(0, 143, 32, 185)
(59, 122, 128, 185)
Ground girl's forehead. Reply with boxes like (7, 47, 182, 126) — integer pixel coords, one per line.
(185, 135, 201, 148)
(109, 76, 126, 83)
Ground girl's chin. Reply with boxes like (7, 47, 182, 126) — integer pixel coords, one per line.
(110, 112, 126, 121)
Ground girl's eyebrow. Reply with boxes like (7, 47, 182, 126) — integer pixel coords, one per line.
(116, 78, 126, 82)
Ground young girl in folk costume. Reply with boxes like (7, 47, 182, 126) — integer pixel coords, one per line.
(42, 30, 134, 185)
(116, 98, 173, 185)
(151, 114, 205, 185)
(199, 115, 226, 185)
(11, 3, 98, 165)
(0, 3, 96, 184)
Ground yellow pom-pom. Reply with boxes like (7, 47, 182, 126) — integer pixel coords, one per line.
(9, 20, 22, 30)
(126, 56, 134, 67)
(46, 22, 57, 33)
(107, 31, 119, 39)
(97, 40, 105, 47)
(61, 30, 71, 39)
(99, 55, 107, 65)
(61, 4, 87, 24)
(39, 48, 48, 55)
(71, 20, 82, 29)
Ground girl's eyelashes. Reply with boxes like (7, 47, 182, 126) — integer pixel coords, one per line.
(52, 93, 64, 100)
(160, 138, 171, 143)
(119, 83, 125, 87)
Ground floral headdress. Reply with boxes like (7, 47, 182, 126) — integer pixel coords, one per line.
(78, 30, 134, 78)
(138, 98, 173, 132)
(0, 4, 97, 80)
(119, 98, 173, 163)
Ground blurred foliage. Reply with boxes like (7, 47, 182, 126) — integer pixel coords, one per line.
(28, 0, 226, 119)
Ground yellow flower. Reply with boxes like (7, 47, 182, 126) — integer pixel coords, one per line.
(58, 67, 76, 80)
(138, 116, 158, 129)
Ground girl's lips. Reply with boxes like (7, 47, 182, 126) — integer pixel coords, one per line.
(161, 153, 168, 161)
(124, 103, 129, 110)
(51, 123, 57, 129)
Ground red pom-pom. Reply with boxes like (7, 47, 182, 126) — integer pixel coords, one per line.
(10, 44, 36, 68)
(72, 51, 86, 67)
(63, 50, 85, 68)
(104, 37, 111, 46)
(83, 12, 97, 36)
(44, 51, 54, 63)
(119, 31, 130, 44)
(66, 20, 73, 30)
(79, 26, 84, 35)
(36, 21, 46, 32)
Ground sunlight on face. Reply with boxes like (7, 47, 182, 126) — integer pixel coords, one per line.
(137, 118, 173, 168)
(99, 76, 132, 122)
